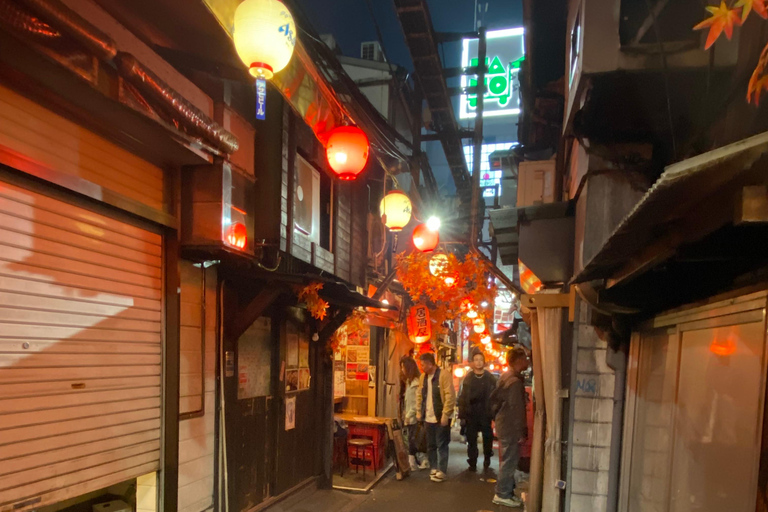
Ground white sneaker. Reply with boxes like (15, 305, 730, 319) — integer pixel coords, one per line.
(408, 455, 418, 471)
(419, 459, 430, 470)
(430, 470, 447, 482)
(493, 495, 523, 508)
(429, 469, 438, 476)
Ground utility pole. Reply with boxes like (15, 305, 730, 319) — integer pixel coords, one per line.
(469, 27, 487, 249)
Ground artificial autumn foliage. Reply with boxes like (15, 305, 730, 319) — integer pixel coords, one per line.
(295, 282, 329, 321)
(396, 251, 496, 331)
(694, 1, 743, 49)
(329, 309, 367, 352)
(694, 0, 768, 104)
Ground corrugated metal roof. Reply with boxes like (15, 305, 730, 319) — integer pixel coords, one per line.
(573, 131, 768, 284)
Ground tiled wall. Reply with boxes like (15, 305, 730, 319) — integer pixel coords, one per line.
(567, 299, 615, 512)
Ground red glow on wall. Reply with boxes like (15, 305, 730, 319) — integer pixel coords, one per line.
(710, 336, 737, 356)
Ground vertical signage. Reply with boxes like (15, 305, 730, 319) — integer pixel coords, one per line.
(256, 78, 267, 120)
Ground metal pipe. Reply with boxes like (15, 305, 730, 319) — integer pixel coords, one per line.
(0, 0, 238, 155)
(469, 26, 486, 247)
(14, 0, 116, 61)
(606, 346, 628, 512)
(115, 52, 239, 155)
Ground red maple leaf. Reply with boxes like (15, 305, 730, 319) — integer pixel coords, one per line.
(736, 0, 768, 20)
(694, 1, 743, 49)
(748, 42, 768, 104)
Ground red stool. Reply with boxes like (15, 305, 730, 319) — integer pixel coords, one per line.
(348, 438, 376, 478)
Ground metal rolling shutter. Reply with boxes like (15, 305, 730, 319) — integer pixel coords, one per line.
(0, 180, 163, 512)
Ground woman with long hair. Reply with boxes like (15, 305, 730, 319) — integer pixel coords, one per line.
(401, 355, 427, 471)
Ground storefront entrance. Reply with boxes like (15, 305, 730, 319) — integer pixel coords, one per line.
(622, 291, 768, 512)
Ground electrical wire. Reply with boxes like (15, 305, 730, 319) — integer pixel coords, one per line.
(643, 0, 678, 160)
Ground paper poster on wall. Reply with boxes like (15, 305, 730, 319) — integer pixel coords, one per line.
(347, 348, 358, 363)
(299, 368, 311, 389)
(237, 317, 272, 400)
(285, 369, 299, 392)
(299, 334, 309, 368)
(285, 396, 296, 431)
(286, 332, 299, 368)
(356, 363, 369, 381)
(346, 363, 358, 380)
(334, 371, 346, 398)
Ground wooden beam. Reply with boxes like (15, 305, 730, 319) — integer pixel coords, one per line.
(521, 293, 570, 309)
(230, 285, 287, 341)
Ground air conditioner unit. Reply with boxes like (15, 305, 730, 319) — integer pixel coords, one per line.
(517, 160, 556, 207)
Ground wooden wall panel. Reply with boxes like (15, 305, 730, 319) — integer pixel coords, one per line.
(177, 266, 216, 512)
(0, 85, 165, 212)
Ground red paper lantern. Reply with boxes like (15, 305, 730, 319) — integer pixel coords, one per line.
(412, 223, 439, 253)
(226, 222, 247, 250)
(326, 126, 369, 180)
(407, 304, 432, 344)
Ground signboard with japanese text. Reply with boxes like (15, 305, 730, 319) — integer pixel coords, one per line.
(407, 304, 432, 344)
(460, 28, 525, 119)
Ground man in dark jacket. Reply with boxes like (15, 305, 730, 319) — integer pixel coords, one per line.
(490, 347, 530, 508)
(458, 349, 497, 471)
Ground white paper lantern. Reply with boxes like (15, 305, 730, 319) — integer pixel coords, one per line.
(234, 0, 297, 80)
(379, 190, 412, 232)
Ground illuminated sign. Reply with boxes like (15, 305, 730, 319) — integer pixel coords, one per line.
(464, 142, 518, 197)
(460, 27, 524, 119)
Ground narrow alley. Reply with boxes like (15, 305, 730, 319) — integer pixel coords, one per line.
(269, 435, 525, 512)
(2, 1, 768, 512)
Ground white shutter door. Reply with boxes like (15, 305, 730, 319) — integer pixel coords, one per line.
(0, 180, 163, 512)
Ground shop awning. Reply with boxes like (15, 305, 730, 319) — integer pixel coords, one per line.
(264, 273, 398, 311)
(573, 131, 768, 303)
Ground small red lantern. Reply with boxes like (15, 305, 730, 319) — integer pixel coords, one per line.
(326, 126, 369, 180)
(226, 222, 247, 250)
(412, 223, 439, 253)
(407, 304, 432, 344)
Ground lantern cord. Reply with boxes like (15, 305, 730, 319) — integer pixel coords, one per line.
(297, 25, 424, 186)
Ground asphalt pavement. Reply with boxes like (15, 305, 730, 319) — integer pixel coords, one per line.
(268, 432, 526, 512)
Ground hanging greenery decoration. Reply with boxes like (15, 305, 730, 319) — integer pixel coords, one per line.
(295, 282, 329, 321)
(693, 0, 768, 104)
(396, 251, 497, 330)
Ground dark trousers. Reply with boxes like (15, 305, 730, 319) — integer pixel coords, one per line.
(465, 420, 494, 465)
(404, 424, 418, 456)
(425, 422, 451, 473)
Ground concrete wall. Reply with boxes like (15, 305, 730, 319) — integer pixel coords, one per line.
(567, 298, 614, 512)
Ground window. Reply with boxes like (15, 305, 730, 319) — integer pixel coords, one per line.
(294, 154, 321, 246)
(463, 142, 518, 198)
(570, 11, 581, 87)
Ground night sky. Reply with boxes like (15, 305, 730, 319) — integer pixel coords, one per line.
(293, 0, 523, 70)
(292, 0, 524, 199)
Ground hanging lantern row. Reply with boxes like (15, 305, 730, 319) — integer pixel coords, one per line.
(234, 0, 297, 80)
(326, 125, 370, 180)
(412, 223, 439, 253)
(380, 190, 413, 232)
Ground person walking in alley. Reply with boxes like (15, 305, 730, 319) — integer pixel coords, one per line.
(490, 347, 530, 508)
(401, 355, 428, 471)
(458, 348, 497, 472)
(416, 352, 456, 482)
